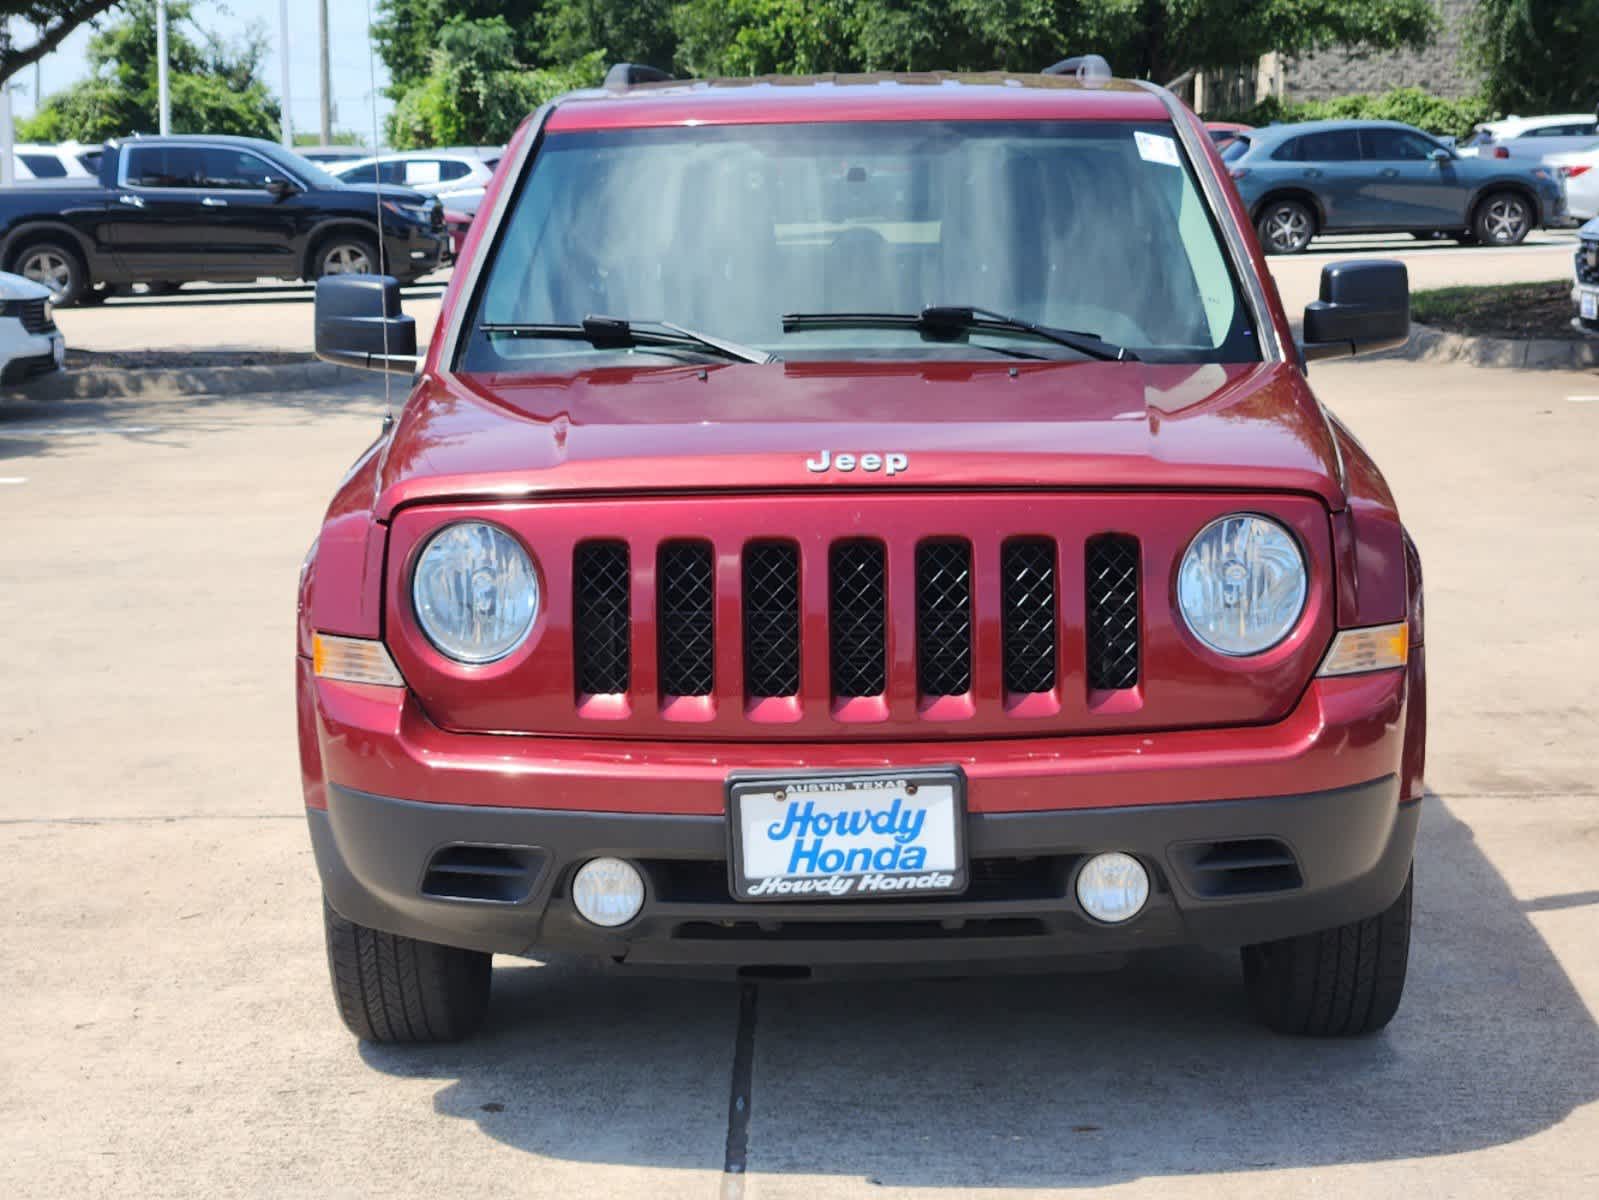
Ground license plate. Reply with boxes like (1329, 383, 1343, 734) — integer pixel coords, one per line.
(52, 337, 64, 367)
(1582, 289, 1597, 321)
(728, 768, 967, 901)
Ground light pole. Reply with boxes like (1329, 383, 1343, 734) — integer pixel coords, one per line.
(279, 0, 294, 147)
(317, 0, 332, 146)
(156, 0, 172, 134)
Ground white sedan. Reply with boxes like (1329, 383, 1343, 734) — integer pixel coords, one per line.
(330, 149, 501, 213)
(0, 271, 65, 386)
(1548, 146, 1599, 221)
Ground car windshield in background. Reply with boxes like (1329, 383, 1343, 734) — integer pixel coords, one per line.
(461, 120, 1257, 370)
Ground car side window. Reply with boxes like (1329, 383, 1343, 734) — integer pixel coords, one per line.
(124, 146, 290, 189)
(341, 163, 378, 184)
(1270, 138, 1302, 162)
(437, 160, 472, 182)
(20, 153, 67, 178)
(1293, 130, 1361, 161)
(1361, 129, 1435, 161)
(197, 149, 290, 189)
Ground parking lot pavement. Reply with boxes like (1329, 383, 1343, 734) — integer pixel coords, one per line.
(2, 359, 1595, 1197)
(46, 233, 1581, 357)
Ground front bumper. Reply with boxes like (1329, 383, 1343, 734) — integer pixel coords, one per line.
(0, 328, 63, 386)
(312, 775, 1418, 972)
(382, 226, 449, 281)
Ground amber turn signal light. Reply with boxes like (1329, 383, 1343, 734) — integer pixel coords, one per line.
(1317, 623, 1409, 677)
(312, 633, 405, 687)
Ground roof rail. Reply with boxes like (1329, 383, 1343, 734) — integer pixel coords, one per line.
(1041, 54, 1113, 82)
(604, 63, 675, 89)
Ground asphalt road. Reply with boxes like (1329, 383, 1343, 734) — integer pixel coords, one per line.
(1, 354, 1595, 1198)
(48, 231, 1584, 356)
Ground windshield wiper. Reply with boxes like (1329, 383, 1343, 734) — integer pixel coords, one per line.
(480, 315, 777, 364)
(781, 305, 1138, 362)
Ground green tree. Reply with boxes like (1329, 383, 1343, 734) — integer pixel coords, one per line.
(1469, 0, 1599, 113)
(19, 0, 280, 141)
(386, 17, 604, 148)
(373, 0, 548, 99)
(0, 1, 123, 88)
(542, 0, 678, 68)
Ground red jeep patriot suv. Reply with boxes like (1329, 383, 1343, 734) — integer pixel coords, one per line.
(300, 62, 1424, 1043)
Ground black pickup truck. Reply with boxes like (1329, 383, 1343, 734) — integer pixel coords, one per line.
(0, 135, 449, 305)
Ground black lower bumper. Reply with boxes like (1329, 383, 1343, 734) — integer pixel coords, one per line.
(311, 776, 1417, 974)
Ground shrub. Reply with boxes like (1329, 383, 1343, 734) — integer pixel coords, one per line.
(1214, 87, 1497, 141)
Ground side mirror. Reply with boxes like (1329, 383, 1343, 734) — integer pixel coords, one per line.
(314, 274, 419, 374)
(1428, 147, 1452, 163)
(266, 178, 299, 201)
(1302, 259, 1409, 362)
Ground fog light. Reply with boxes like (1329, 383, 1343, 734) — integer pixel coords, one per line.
(571, 857, 645, 927)
(1076, 852, 1149, 924)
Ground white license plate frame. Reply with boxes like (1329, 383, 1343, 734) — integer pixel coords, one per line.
(727, 767, 968, 902)
(1582, 288, 1598, 321)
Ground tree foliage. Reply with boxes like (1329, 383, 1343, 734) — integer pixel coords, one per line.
(1218, 87, 1497, 141)
(374, 0, 1442, 146)
(18, 0, 279, 141)
(1469, 0, 1599, 114)
(0, 0, 122, 87)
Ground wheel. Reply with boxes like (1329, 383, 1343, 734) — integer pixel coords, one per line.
(1241, 868, 1412, 1037)
(1473, 191, 1532, 246)
(144, 281, 184, 296)
(12, 240, 90, 306)
(322, 897, 491, 1043)
(1255, 199, 1316, 255)
(314, 235, 382, 279)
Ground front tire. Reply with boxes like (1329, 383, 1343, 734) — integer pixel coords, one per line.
(313, 234, 383, 280)
(12, 240, 90, 306)
(1473, 191, 1533, 247)
(1255, 199, 1316, 255)
(1241, 868, 1413, 1036)
(322, 898, 491, 1043)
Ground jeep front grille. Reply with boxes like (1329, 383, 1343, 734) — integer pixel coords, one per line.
(16, 297, 54, 335)
(1086, 534, 1140, 691)
(573, 540, 631, 695)
(566, 529, 1144, 715)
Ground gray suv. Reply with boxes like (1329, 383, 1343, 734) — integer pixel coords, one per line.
(1224, 119, 1565, 253)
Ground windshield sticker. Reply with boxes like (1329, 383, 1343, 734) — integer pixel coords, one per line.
(1135, 131, 1181, 167)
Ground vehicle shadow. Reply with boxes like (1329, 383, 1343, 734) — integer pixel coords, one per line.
(358, 793, 1598, 1186)
(81, 281, 447, 310)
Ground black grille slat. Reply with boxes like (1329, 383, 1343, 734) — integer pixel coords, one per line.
(916, 540, 972, 697)
(659, 542, 715, 696)
(743, 542, 800, 698)
(573, 541, 630, 695)
(1001, 539, 1058, 693)
(18, 298, 53, 335)
(829, 541, 886, 697)
(1086, 535, 1140, 690)
(1578, 242, 1599, 287)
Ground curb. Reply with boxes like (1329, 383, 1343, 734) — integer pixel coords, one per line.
(1392, 323, 1599, 369)
(7, 360, 384, 401)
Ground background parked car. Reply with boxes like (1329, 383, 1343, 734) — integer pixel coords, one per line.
(1458, 114, 1599, 162)
(1572, 217, 1599, 331)
(0, 269, 64, 385)
(297, 145, 372, 165)
(1224, 119, 1564, 253)
(1205, 121, 1252, 151)
(1545, 145, 1599, 220)
(0, 135, 447, 304)
(330, 149, 501, 214)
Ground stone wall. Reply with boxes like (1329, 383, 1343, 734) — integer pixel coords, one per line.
(1282, 0, 1479, 101)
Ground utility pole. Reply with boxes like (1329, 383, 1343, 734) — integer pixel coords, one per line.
(317, 0, 332, 146)
(278, 0, 294, 148)
(156, 0, 172, 134)
(0, 83, 14, 187)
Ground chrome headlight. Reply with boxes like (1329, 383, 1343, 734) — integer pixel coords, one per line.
(1178, 514, 1307, 656)
(412, 522, 538, 663)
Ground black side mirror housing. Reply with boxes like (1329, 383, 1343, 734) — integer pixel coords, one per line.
(1302, 259, 1409, 362)
(266, 178, 299, 201)
(314, 274, 419, 374)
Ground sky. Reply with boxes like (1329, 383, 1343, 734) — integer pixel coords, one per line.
(10, 0, 395, 144)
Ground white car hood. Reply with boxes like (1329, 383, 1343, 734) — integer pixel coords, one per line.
(0, 270, 52, 302)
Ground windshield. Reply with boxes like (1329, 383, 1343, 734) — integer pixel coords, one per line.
(461, 120, 1257, 370)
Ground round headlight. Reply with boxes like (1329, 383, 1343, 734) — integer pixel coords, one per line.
(412, 522, 538, 663)
(1178, 514, 1307, 656)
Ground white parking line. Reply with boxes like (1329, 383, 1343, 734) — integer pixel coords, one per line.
(0, 476, 28, 484)
(1568, 395, 1599, 403)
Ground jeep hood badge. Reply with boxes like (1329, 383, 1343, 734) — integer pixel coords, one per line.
(806, 450, 909, 476)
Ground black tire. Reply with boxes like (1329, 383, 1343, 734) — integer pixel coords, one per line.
(1255, 198, 1316, 255)
(313, 234, 383, 280)
(1241, 868, 1412, 1036)
(1472, 190, 1533, 247)
(322, 897, 491, 1043)
(10, 239, 90, 306)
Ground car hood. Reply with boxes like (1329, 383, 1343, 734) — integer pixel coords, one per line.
(371, 360, 1347, 519)
(336, 182, 434, 206)
(0, 270, 54, 301)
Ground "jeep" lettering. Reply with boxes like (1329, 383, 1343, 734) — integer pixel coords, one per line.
(805, 450, 909, 476)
